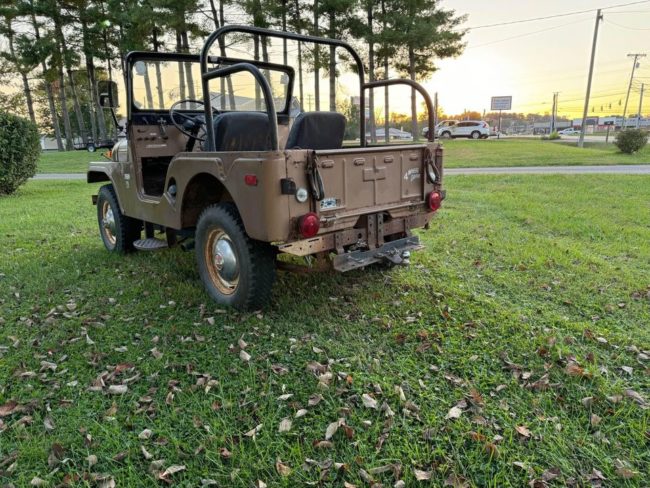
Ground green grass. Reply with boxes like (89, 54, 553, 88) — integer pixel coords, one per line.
(443, 139, 650, 168)
(37, 150, 106, 174)
(1, 178, 649, 486)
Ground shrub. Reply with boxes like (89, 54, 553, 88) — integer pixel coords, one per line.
(540, 131, 561, 141)
(614, 128, 648, 154)
(0, 111, 41, 195)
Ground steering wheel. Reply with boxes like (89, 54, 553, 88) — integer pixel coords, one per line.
(169, 99, 215, 142)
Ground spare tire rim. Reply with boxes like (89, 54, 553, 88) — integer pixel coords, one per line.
(206, 228, 239, 295)
(101, 201, 117, 246)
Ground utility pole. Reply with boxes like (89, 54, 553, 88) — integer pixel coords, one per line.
(551, 92, 559, 134)
(637, 83, 645, 128)
(622, 53, 646, 130)
(578, 9, 602, 148)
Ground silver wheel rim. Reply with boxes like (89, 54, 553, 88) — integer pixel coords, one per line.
(205, 228, 239, 295)
(101, 200, 117, 247)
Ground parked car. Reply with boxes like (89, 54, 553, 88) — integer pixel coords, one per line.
(558, 128, 580, 135)
(438, 121, 490, 139)
(422, 120, 456, 139)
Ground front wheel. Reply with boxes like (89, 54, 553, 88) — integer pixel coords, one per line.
(470, 131, 481, 139)
(196, 204, 276, 311)
(96, 184, 141, 252)
(441, 131, 452, 139)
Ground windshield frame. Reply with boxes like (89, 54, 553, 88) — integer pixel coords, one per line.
(125, 51, 294, 120)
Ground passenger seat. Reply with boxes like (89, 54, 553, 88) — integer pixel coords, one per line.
(285, 111, 346, 150)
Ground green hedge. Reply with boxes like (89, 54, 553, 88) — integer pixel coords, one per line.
(0, 111, 41, 195)
(614, 128, 648, 154)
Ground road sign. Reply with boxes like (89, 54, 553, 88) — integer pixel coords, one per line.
(491, 96, 512, 111)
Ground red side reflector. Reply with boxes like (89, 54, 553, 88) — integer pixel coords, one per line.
(298, 212, 320, 238)
(427, 191, 442, 212)
(244, 174, 258, 186)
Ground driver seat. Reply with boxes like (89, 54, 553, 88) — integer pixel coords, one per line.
(213, 112, 272, 151)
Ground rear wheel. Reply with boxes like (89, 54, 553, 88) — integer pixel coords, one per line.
(470, 131, 481, 139)
(441, 131, 452, 139)
(196, 203, 276, 310)
(97, 184, 141, 252)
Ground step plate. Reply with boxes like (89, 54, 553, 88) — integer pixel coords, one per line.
(133, 238, 168, 251)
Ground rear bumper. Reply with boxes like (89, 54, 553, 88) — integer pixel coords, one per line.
(332, 235, 423, 272)
(277, 211, 433, 257)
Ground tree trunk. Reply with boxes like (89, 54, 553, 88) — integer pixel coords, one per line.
(52, 16, 74, 149)
(367, 3, 376, 143)
(176, 32, 187, 100)
(381, 0, 389, 142)
(219, 0, 235, 110)
(57, 69, 74, 150)
(254, 34, 261, 110)
(181, 30, 196, 99)
(282, 0, 288, 65)
(328, 11, 336, 112)
(67, 68, 89, 143)
(6, 26, 36, 124)
(152, 29, 165, 109)
(294, 0, 304, 110)
(28, 1, 63, 150)
(313, 0, 320, 111)
(409, 47, 417, 141)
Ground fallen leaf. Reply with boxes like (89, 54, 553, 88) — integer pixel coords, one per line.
(295, 409, 308, 418)
(414, 469, 432, 481)
(445, 406, 463, 420)
(244, 424, 263, 438)
(87, 454, 98, 467)
(445, 473, 469, 487)
(239, 350, 251, 362)
(325, 419, 342, 440)
(43, 415, 55, 432)
(362, 394, 378, 409)
(275, 458, 291, 476)
(624, 389, 646, 406)
(139, 429, 153, 440)
(219, 447, 232, 459)
(108, 384, 128, 395)
(278, 418, 292, 433)
(159, 464, 186, 479)
(308, 394, 323, 407)
(542, 467, 561, 481)
(0, 400, 18, 417)
(30, 477, 47, 486)
(515, 425, 531, 438)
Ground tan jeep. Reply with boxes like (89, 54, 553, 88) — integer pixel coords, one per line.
(89, 26, 444, 310)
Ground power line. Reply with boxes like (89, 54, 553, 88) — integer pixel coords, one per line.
(466, 0, 650, 30)
(466, 18, 590, 49)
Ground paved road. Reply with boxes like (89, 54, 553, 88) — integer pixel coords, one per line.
(34, 164, 650, 181)
(446, 164, 650, 175)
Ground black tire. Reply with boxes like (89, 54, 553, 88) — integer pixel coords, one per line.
(96, 184, 141, 253)
(87, 144, 96, 152)
(196, 203, 276, 311)
(470, 131, 480, 139)
(441, 131, 452, 139)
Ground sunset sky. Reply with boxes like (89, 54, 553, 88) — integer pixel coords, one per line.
(426, 0, 650, 118)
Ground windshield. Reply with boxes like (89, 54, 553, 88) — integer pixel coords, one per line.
(131, 58, 290, 113)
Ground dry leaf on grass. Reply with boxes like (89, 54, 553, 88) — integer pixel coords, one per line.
(362, 394, 378, 409)
(515, 425, 531, 438)
(414, 468, 432, 481)
(108, 384, 128, 395)
(0, 400, 18, 417)
(139, 429, 153, 440)
(278, 418, 292, 433)
(275, 458, 291, 476)
(239, 350, 251, 362)
(445, 406, 463, 420)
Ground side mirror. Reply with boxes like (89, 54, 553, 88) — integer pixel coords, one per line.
(98, 80, 119, 108)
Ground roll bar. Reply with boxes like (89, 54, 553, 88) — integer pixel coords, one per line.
(364, 79, 436, 142)
(202, 62, 279, 151)
(199, 25, 435, 148)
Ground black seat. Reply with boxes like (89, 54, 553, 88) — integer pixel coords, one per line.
(285, 111, 346, 150)
(213, 112, 272, 151)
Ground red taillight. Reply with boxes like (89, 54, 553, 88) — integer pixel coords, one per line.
(427, 191, 442, 212)
(298, 212, 320, 238)
(244, 174, 258, 186)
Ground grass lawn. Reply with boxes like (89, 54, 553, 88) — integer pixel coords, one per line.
(1, 177, 649, 486)
(443, 139, 650, 168)
(37, 151, 105, 174)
